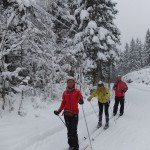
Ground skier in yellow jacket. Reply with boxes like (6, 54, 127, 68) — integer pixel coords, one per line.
(88, 81, 110, 129)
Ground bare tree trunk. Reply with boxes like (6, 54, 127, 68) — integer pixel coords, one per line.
(2, 78, 5, 110)
(18, 44, 25, 116)
(18, 90, 24, 116)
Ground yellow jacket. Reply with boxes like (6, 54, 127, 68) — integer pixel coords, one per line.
(90, 87, 110, 103)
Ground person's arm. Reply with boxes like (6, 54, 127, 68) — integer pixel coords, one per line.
(54, 93, 66, 115)
(87, 89, 97, 101)
(59, 92, 66, 112)
(106, 88, 110, 99)
(78, 90, 84, 105)
(113, 82, 118, 90)
(122, 82, 128, 92)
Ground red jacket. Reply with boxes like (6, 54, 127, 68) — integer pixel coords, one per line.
(113, 80, 128, 97)
(59, 88, 83, 114)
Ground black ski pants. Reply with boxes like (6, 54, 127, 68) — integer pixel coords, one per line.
(98, 102, 109, 123)
(64, 114, 79, 150)
(113, 96, 125, 115)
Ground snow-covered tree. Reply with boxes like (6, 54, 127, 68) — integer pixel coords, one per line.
(0, 0, 31, 110)
(68, 0, 120, 85)
(143, 29, 150, 66)
(128, 38, 137, 71)
(135, 38, 143, 68)
(0, 0, 69, 112)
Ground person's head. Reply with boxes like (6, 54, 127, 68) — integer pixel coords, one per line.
(116, 75, 122, 82)
(67, 76, 75, 89)
(97, 81, 104, 90)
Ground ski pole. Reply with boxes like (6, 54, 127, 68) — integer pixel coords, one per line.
(58, 115, 66, 127)
(109, 101, 113, 113)
(0, 110, 2, 118)
(82, 105, 93, 150)
(90, 102, 98, 118)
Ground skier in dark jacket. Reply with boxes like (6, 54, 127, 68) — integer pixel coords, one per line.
(113, 75, 128, 116)
(54, 76, 84, 150)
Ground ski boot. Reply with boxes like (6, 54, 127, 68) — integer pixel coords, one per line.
(119, 113, 123, 116)
(97, 122, 102, 128)
(104, 123, 109, 130)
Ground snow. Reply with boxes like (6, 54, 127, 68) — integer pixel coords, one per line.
(74, 32, 84, 44)
(1, 69, 150, 150)
(92, 36, 99, 43)
(80, 10, 89, 21)
(7, 12, 15, 27)
(97, 52, 107, 61)
(85, 21, 98, 36)
(123, 67, 150, 85)
(15, 0, 35, 7)
(93, 84, 150, 150)
(86, 59, 96, 69)
(99, 27, 109, 40)
(107, 36, 115, 45)
(64, 15, 75, 22)
(87, 21, 97, 30)
(87, 7, 93, 12)
(21, 0, 31, 7)
(78, 0, 83, 5)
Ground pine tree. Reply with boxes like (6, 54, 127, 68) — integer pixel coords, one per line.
(0, 0, 30, 110)
(143, 29, 150, 66)
(0, 0, 67, 104)
(122, 43, 130, 74)
(67, 0, 120, 85)
(135, 38, 143, 68)
(128, 38, 137, 71)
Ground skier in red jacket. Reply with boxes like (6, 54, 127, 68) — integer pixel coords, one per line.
(113, 75, 128, 116)
(54, 76, 83, 150)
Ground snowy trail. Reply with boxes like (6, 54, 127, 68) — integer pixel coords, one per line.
(80, 95, 132, 150)
(0, 85, 150, 150)
(92, 85, 150, 150)
(0, 100, 100, 150)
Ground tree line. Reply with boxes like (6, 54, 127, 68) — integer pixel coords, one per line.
(116, 29, 150, 75)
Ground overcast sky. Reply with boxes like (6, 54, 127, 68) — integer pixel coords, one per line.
(114, 0, 150, 49)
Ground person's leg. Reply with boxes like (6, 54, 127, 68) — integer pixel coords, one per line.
(64, 115, 72, 148)
(98, 101, 103, 124)
(104, 102, 109, 125)
(113, 97, 119, 115)
(119, 97, 125, 115)
(70, 115, 79, 150)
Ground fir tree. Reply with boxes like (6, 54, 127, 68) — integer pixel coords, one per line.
(135, 38, 143, 68)
(143, 29, 150, 66)
(68, 0, 120, 85)
(128, 38, 137, 71)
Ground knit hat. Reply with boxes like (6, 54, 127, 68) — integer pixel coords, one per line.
(117, 75, 121, 77)
(66, 76, 76, 82)
(98, 81, 104, 86)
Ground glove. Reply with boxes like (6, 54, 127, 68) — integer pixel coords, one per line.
(87, 97, 91, 102)
(122, 89, 125, 93)
(54, 110, 60, 116)
(113, 84, 118, 88)
(79, 98, 84, 105)
(106, 98, 110, 103)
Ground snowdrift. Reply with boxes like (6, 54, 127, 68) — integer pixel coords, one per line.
(123, 67, 150, 85)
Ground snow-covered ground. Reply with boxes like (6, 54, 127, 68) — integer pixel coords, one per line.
(1, 68, 150, 150)
(123, 67, 150, 85)
(0, 82, 150, 150)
